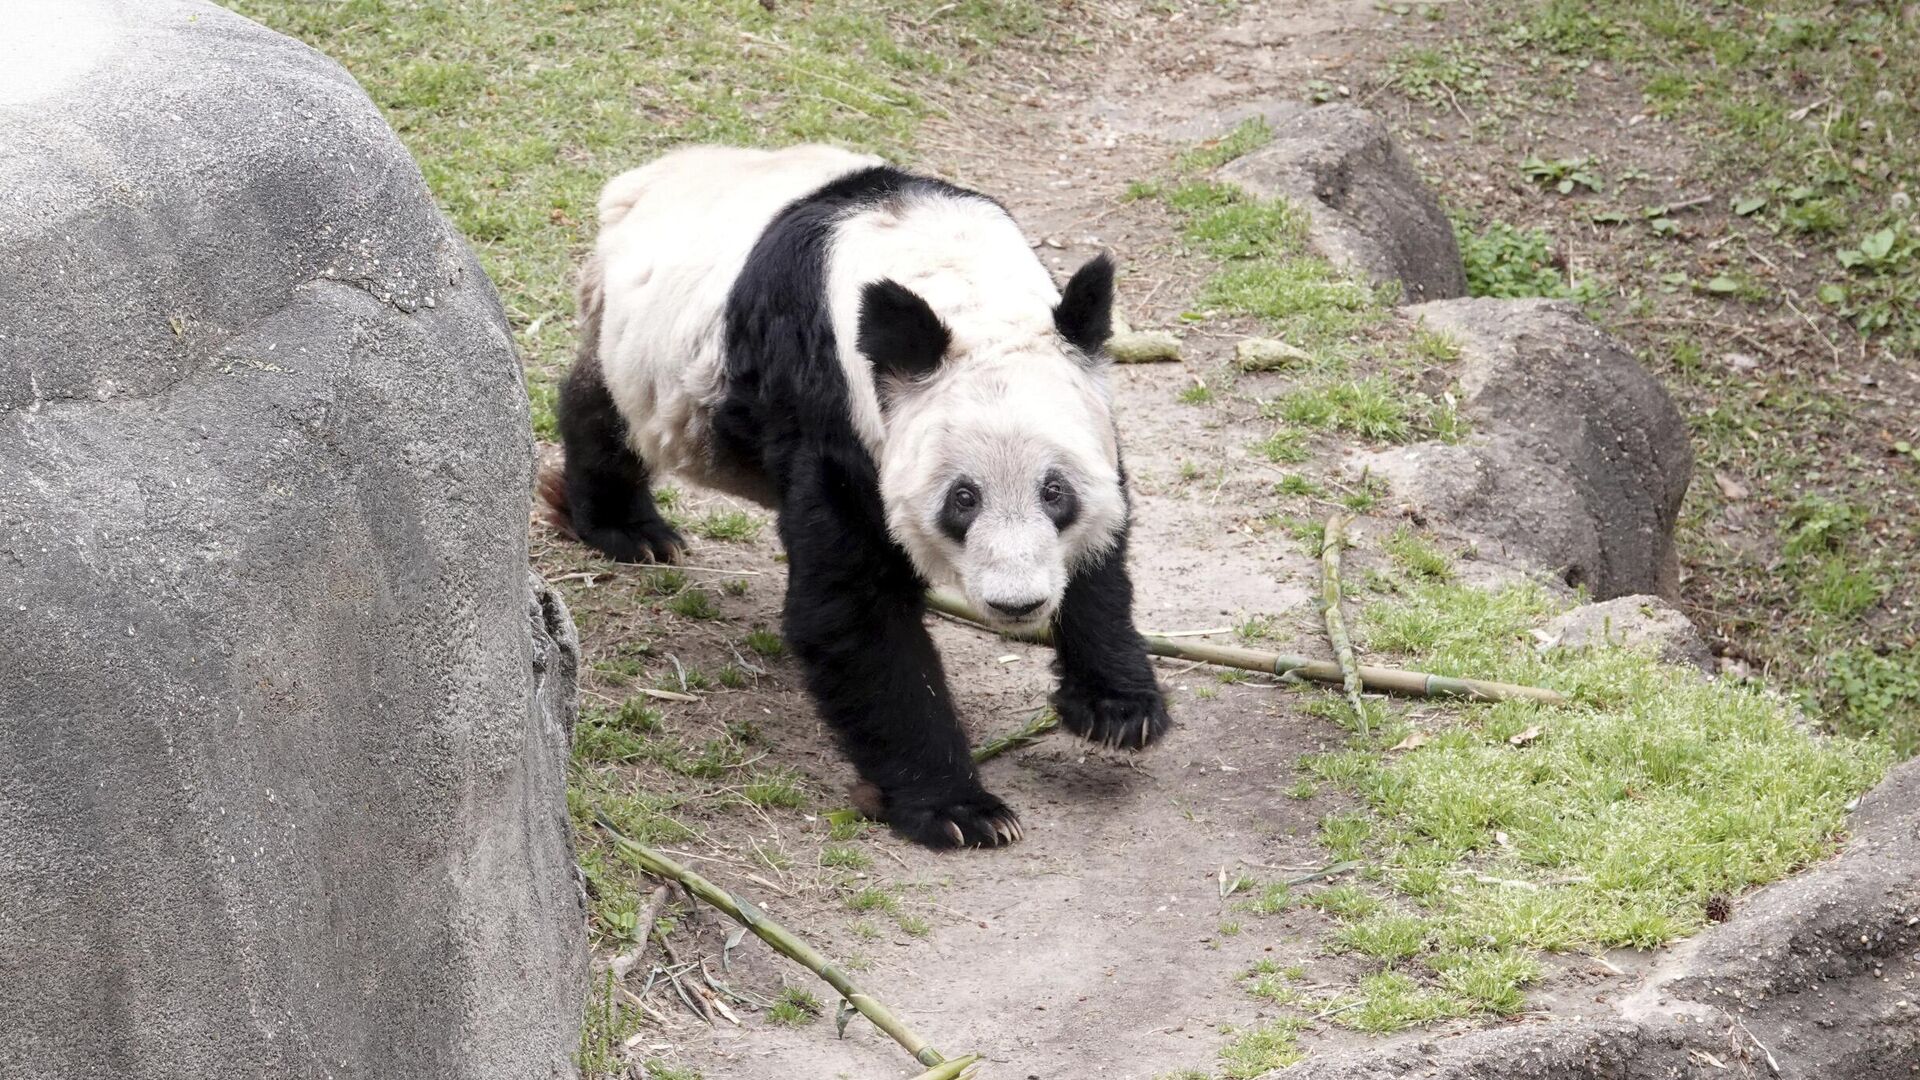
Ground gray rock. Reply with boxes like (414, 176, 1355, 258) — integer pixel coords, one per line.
(0, 3, 585, 1078)
(1357, 299, 1693, 599)
(1268, 758, 1920, 1080)
(1546, 594, 1713, 672)
(1217, 104, 1467, 303)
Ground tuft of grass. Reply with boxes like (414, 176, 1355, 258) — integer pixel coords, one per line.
(744, 628, 785, 658)
(897, 912, 932, 937)
(820, 845, 871, 871)
(1218, 1018, 1307, 1078)
(1333, 912, 1430, 963)
(1303, 884, 1383, 921)
(1175, 116, 1274, 172)
(1382, 526, 1455, 581)
(1341, 971, 1466, 1033)
(1239, 882, 1294, 917)
(666, 588, 719, 620)
(845, 887, 899, 915)
(693, 509, 762, 543)
(1251, 428, 1311, 464)
(1269, 375, 1418, 443)
(767, 987, 822, 1027)
(742, 768, 808, 810)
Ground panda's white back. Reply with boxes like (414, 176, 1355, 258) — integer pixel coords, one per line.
(591, 144, 882, 495)
(590, 143, 1086, 503)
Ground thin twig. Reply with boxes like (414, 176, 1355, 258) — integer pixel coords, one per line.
(597, 817, 958, 1069)
(608, 884, 672, 983)
(1321, 514, 1367, 734)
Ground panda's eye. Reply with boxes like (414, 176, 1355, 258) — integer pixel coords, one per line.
(1039, 471, 1078, 530)
(939, 480, 981, 542)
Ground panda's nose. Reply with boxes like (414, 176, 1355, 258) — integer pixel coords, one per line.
(988, 598, 1044, 619)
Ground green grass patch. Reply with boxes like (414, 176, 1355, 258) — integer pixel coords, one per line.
(1382, 526, 1455, 581)
(1218, 1018, 1307, 1077)
(1175, 116, 1274, 172)
(692, 509, 762, 543)
(767, 987, 822, 1027)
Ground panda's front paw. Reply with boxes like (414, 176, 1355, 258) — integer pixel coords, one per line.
(579, 519, 686, 564)
(865, 783, 1023, 850)
(1053, 682, 1171, 751)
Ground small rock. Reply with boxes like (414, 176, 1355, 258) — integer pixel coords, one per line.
(1545, 595, 1714, 672)
(1106, 330, 1182, 364)
(1235, 337, 1313, 372)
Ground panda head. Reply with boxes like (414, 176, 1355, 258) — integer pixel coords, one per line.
(860, 255, 1126, 633)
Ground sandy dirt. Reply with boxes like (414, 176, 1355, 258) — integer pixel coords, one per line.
(538, 4, 1634, 1076)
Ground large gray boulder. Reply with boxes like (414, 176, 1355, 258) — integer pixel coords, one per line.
(0, 3, 585, 1078)
(1357, 300, 1693, 599)
(1217, 104, 1467, 303)
(1268, 758, 1920, 1079)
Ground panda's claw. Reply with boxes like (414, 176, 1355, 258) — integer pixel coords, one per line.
(883, 786, 1023, 850)
(1054, 682, 1172, 752)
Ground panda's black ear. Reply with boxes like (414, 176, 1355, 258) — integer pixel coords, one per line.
(1054, 253, 1115, 357)
(858, 279, 951, 385)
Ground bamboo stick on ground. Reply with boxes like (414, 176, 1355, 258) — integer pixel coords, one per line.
(1320, 514, 1368, 734)
(595, 815, 955, 1069)
(908, 1055, 982, 1079)
(923, 590, 1565, 706)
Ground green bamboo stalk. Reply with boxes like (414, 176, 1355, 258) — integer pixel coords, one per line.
(1320, 514, 1368, 734)
(907, 1055, 981, 1079)
(594, 815, 951, 1068)
(923, 590, 1565, 706)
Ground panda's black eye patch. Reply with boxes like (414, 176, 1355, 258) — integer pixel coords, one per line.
(940, 479, 981, 542)
(1039, 470, 1078, 531)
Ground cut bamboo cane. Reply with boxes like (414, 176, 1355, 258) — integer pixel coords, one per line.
(908, 1054, 982, 1079)
(595, 815, 952, 1069)
(1320, 514, 1368, 734)
(923, 590, 1565, 706)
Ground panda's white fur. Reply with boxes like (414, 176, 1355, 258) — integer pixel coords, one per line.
(590, 144, 1126, 630)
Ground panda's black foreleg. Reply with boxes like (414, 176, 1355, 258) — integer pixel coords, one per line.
(554, 359, 686, 563)
(778, 449, 1021, 850)
(1050, 523, 1171, 751)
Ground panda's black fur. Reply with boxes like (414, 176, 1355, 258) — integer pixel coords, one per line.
(550, 156, 1170, 850)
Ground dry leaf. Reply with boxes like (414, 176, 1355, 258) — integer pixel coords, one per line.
(1713, 471, 1749, 500)
(1508, 724, 1543, 747)
(1494, 830, 1513, 849)
(1390, 730, 1432, 751)
(638, 687, 700, 703)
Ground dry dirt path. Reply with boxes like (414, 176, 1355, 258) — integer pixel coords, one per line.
(542, 5, 1490, 1077)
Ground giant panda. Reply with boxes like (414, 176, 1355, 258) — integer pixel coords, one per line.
(544, 144, 1170, 849)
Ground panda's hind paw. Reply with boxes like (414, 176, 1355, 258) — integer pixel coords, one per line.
(884, 787, 1023, 850)
(1053, 683, 1171, 752)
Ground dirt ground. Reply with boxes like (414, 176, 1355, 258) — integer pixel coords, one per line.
(537, 3, 1793, 1076)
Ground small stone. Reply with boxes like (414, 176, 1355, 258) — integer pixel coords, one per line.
(1235, 337, 1314, 372)
(1106, 330, 1182, 364)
